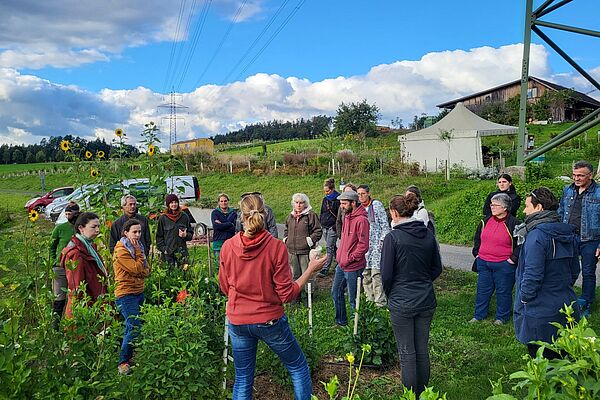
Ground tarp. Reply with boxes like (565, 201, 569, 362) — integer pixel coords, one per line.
(398, 102, 518, 172)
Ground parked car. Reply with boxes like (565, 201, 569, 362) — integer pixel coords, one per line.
(45, 184, 100, 221)
(24, 187, 74, 213)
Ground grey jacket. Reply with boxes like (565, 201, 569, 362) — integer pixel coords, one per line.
(235, 204, 278, 238)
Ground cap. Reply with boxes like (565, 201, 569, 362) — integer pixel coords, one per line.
(165, 193, 179, 206)
(337, 190, 359, 202)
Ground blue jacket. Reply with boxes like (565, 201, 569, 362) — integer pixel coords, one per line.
(557, 180, 600, 243)
(211, 207, 237, 242)
(513, 221, 580, 344)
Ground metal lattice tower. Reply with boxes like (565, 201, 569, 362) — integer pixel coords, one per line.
(158, 90, 189, 150)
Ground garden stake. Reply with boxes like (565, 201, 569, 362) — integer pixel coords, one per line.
(353, 277, 362, 336)
(307, 282, 313, 336)
(222, 313, 229, 390)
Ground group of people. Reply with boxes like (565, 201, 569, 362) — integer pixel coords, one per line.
(471, 161, 600, 359)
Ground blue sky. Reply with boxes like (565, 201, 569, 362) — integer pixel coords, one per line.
(1, 0, 599, 147)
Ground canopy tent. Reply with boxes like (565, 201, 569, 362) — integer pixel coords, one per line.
(398, 102, 518, 172)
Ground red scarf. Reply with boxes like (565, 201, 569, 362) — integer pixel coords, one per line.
(164, 207, 182, 222)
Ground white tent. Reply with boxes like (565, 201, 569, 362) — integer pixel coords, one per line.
(398, 102, 518, 172)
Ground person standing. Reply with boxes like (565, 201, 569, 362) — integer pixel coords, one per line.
(156, 194, 193, 268)
(219, 194, 326, 400)
(318, 178, 340, 277)
(332, 190, 370, 326)
(49, 202, 80, 328)
(558, 160, 600, 317)
(211, 193, 237, 265)
(483, 173, 521, 219)
(335, 183, 358, 240)
(109, 195, 151, 257)
(284, 193, 322, 302)
(61, 212, 108, 318)
(235, 191, 278, 238)
(470, 193, 520, 325)
(380, 193, 442, 397)
(406, 185, 434, 233)
(514, 187, 580, 358)
(357, 184, 390, 307)
(113, 219, 150, 375)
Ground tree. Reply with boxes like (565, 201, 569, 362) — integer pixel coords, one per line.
(333, 99, 380, 137)
(35, 150, 46, 163)
(25, 151, 35, 164)
(12, 149, 23, 163)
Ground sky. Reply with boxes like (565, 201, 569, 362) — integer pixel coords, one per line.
(1, 0, 599, 149)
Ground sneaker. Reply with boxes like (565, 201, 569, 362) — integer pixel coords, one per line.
(577, 298, 587, 309)
(118, 362, 131, 375)
(493, 319, 505, 325)
(468, 318, 480, 324)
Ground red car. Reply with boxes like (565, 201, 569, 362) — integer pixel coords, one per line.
(25, 187, 75, 213)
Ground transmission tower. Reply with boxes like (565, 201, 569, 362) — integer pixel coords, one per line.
(158, 90, 189, 150)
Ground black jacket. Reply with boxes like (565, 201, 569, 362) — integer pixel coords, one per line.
(319, 193, 340, 229)
(472, 214, 520, 264)
(380, 220, 442, 314)
(483, 188, 521, 219)
(156, 212, 193, 256)
(109, 213, 151, 257)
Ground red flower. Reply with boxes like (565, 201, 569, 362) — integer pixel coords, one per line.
(176, 289, 189, 304)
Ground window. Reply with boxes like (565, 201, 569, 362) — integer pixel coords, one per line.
(527, 88, 538, 99)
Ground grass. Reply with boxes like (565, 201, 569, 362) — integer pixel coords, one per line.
(0, 161, 72, 174)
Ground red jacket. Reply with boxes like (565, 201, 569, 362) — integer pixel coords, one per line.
(336, 205, 370, 272)
(219, 230, 300, 325)
(61, 236, 108, 318)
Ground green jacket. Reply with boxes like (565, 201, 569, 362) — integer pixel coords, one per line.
(49, 222, 75, 266)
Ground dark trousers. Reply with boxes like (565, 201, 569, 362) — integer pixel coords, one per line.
(527, 344, 562, 360)
(390, 308, 435, 396)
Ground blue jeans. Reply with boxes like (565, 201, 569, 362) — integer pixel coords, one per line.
(228, 315, 312, 400)
(579, 239, 600, 305)
(390, 308, 435, 397)
(331, 265, 364, 326)
(116, 292, 144, 365)
(321, 227, 338, 273)
(474, 258, 515, 322)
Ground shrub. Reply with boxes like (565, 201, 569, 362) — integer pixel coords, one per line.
(525, 161, 552, 182)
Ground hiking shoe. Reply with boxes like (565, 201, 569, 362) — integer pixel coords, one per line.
(493, 319, 505, 326)
(118, 362, 131, 375)
(468, 318, 481, 324)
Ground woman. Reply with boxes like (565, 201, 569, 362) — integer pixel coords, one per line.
(381, 193, 442, 396)
(219, 194, 326, 400)
(483, 173, 521, 218)
(156, 194, 193, 268)
(61, 212, 108, 319)
(471, 193, 520, 325)
(406, 185, 431, 228)
(211, 193, 237, 264)
(284, 193, 322, 301)
(513, 187, 580, 359)
(113, 218, 150, 375)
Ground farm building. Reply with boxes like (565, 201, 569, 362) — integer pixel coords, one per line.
(171, 138, 214, 155)
(437, 76, 600, 122)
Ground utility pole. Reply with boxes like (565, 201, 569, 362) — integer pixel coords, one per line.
(158, 90, 188, 150)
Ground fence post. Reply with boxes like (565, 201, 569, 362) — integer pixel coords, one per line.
(222, 313, 229, 390)
(247, 160, 251, 172)
(307, 282, 313, 337)
(229, 161, 233, 174)
(353, 277, 362, 336)
(200, 162, 204, 172)
(274, 160, 277, 171)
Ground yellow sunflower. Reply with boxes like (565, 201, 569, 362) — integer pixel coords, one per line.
(115, 128, 124, 137)
(147, 144, 156, 156)
(90, 168, 100, 178)
(84, 150, 93, 159)
(96, 150, 105, 159)
(28, 210, 39, 222)
(60, 140, 71, 152)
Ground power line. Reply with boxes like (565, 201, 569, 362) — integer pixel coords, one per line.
(234, 0, 307, 83)
(162, 0, 188, 94)
(166, 0, 200, 92)
(220, 0, 291, 85)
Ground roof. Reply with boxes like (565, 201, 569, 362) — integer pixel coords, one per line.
(437, 76, 600, 109)
(401, 102, 518, 140)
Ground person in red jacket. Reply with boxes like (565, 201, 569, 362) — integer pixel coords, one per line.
(61, 212, 108, 319)
(332, 190, 370, 326)
(219, 194, 326, 400)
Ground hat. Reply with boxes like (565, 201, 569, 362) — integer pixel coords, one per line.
(337, 190, 359, 202)
(65, 203, 80, 213)
(165, 194, 179, 206)
(241, 191, 261, 199)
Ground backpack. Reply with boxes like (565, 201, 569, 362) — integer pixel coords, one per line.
(418, 206, 436, 236)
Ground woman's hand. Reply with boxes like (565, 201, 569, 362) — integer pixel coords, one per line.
(307, 254, 327, 275)
(507, 258, 515, 265)
(130, 237, 139, 248)
(178, 228, 187, 238)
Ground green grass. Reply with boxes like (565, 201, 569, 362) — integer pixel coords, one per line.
(0, 161, 72, 174)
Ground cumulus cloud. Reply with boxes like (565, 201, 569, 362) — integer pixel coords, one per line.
(2, 43, 598, 147)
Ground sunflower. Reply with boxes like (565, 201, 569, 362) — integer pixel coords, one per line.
(90, 167, 100, 178)
(28, 210, 39, 222)
(85, 150, 93, 159)
(60, 140, 71, 152)
(147, 144, 156, 156)
(96, 150, 105, 159)
(115, 128, 124, 137)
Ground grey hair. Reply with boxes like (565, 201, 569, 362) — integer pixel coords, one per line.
(573, 160, 593, 173)
(291, 192, 311, 209)
(491, 193, 511, 211)
(121, 194, 137, 207)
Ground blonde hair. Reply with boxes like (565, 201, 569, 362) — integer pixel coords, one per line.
(239, 194, 265, 238)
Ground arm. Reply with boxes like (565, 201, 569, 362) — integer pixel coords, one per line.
(283, 215, 289, 240)
(211, 210, 225, 231)
(184, 215, 193, 242)
(511, 195, 521, 216)
(557, 187, 568, 220)
(509, 217, 521, 264)
(375, 201, 390, 243)
(308, 213, 322, 245)
(519, 234, 547, 303)
(335, 207, 343, 239)
(430, 238, 443, 280)
(349, 219, 370, 262)
(472, 220, 483, 257)
(380, 234, 396, 296)
(113, 245, 148, 276)
(155, 217, 165, 253)
(272, 244, 301, 303)
(49, 227, 60, 265)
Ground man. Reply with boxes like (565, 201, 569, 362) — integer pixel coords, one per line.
(558, 160, 600, 317)
(357, 184, 390, 307)
(318, 178, 340, 277)
(332, 190, 370, 326)
(109, 195, 151, 257)
(49, 202, 79, 329)
(235, 191, 278, 238)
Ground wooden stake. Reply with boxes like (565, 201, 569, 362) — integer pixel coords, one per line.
(307, 282, 313, 337)
(222, 314, 229, 390)
(353, 277, 362, 336)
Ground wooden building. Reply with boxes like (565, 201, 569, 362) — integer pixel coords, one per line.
(171, 138, 214, 155)
(437, 76, 600, 122)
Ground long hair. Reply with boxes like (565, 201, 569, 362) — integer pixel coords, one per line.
(239, 194, 265, 238)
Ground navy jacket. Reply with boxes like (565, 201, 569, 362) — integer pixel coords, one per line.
(319, 192, 340, 229)
(380, 219, 442, 314)
(211, 207, 237, 242)
(513, 221, 580, 344)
